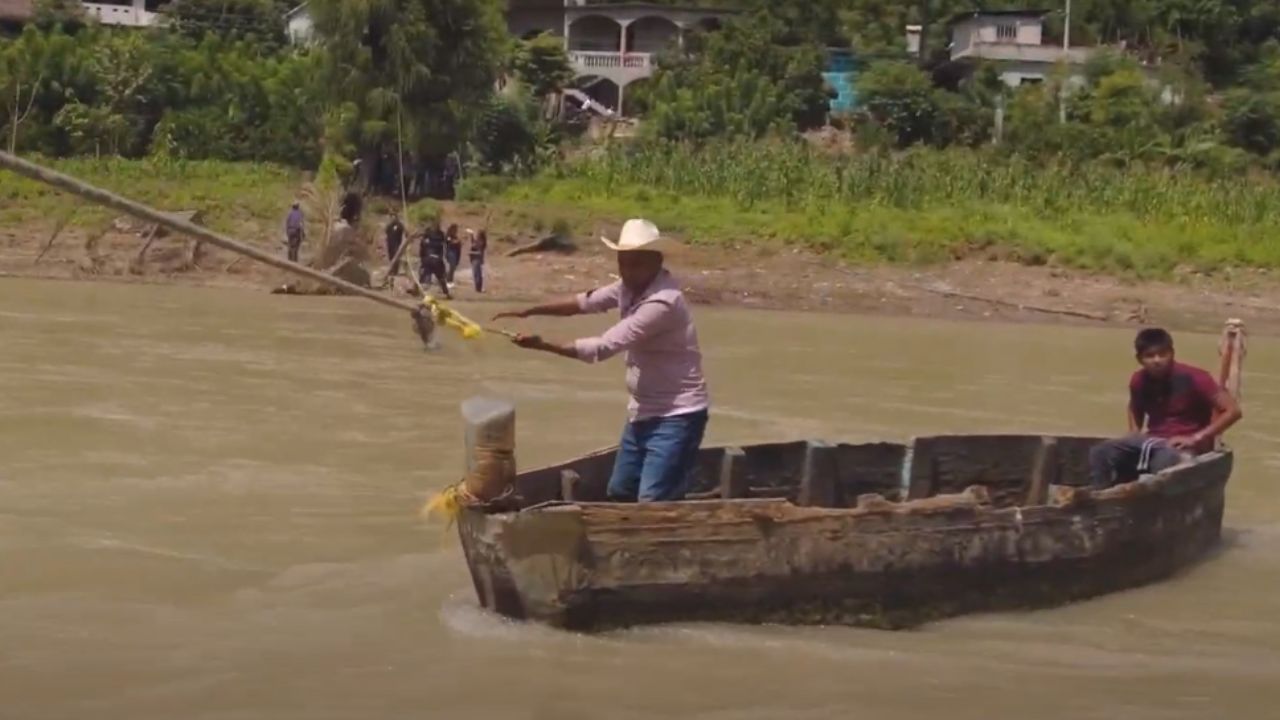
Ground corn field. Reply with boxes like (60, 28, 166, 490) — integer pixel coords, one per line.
(563, 140, 1280, 228)
(530, 139, 1280, 274)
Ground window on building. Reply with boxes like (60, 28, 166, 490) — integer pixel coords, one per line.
(997, 23, 1017, 41)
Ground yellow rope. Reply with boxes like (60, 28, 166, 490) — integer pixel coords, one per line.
(420, 482, 473, 527)
(421, 294, 483, 340)
(415, 299, 513, 525)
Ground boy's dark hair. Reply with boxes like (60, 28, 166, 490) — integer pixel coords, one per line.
(1135, 327, 1174, 355)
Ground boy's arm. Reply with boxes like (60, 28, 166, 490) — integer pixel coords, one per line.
(1182, 390, 1243, 448)
(1128, 376, 1144, 432)
(1170, 373, 1243, 450)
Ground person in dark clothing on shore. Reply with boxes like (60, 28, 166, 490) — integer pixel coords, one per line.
(467, 228, 487, 293)
(444, 223, 462, 284)
(1089, 328, 1242, 488)
(384, 212, 406, 277)
(418, 221, 451, 299)
(284, 202, 305, 262)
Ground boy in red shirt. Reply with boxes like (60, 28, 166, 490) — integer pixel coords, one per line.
(1090, 328, 1242, 488)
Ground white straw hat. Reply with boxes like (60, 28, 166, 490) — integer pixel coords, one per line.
(600, 218, 671, 252)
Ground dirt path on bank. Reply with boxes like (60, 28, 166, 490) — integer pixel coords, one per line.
(3, 203, 1278, 336)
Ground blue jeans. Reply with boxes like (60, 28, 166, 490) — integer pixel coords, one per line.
(608, 410, 709, 502)
(445, 246, 461, 282)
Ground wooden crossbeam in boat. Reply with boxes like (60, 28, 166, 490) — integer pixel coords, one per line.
(1024, 436, 1058, 507)
(798, 441, 838, 508)
(718, 447, 748, 499)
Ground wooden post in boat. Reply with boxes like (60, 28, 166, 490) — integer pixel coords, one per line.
(460, 397, 517, 502)
(1024, 436, 1058, 507)
(1216, 319, 1246, 450)
(560, 469, 582, 502)
(1218, 319, 1245, 400)
(798, 441, 838, 507)
(718, 447, 748, 499)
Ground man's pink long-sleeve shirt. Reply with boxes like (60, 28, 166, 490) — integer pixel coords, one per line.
(573, 270, 710, 421)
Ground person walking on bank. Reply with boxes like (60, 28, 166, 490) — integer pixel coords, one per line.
(284, 201, 305, 262)
(418, 220, 451, 299)
(384, 212, 406, 278)
(444, 223, 462, 284)
(467, 228, 487, 293)
(493, 219, 708, 502)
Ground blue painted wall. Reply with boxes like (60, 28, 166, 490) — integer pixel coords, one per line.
(823, 50, 861, 113)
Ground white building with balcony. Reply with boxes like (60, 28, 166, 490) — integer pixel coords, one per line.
(82, 0, 160, 27)
(280, 1, 734, 115)
(285, 1, 313, 45)
(0, 0, 161, 27)
(948, 9, 1093, 87)
(509, 1, 735, 115)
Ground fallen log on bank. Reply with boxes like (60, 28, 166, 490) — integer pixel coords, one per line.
(506, 234, 576, 258)
(919, 284, 1110, 322)
(276, 257, 372, 295)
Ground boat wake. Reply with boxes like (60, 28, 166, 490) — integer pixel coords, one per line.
(438, 590, 567, 643)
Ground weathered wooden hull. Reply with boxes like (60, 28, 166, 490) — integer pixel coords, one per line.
(456, 435, 1231, 631)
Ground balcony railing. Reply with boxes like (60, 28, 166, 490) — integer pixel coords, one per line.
(952, 42, 1094, 65)
(568, 51, 652, 71)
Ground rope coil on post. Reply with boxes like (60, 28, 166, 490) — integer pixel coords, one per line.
(422, 397, 518, 525)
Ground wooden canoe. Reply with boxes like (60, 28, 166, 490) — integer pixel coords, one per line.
(455, 434, 1232, 631)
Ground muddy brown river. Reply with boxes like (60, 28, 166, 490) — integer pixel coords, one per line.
(2, 278, 1278, 719)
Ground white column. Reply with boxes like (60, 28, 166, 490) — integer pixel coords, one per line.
(1063, 0, 1071, 51)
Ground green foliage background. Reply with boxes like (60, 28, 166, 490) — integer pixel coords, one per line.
(8, 0, 1280, 276)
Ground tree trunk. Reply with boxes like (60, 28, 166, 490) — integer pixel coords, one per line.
(917, 0, 930, 67)
(8, 83, 17, 154)
(357, 147, 379, 193)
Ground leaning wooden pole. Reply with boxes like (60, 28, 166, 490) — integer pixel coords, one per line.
(1218, 318, 1246, 400)
(0, 151, 418, 315)
(1215, 318, 1246, 451)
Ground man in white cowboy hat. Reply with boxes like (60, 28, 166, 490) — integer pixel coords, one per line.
(493, 218, 709, 502)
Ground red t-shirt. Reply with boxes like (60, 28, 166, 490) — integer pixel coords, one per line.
(1129, 362, 1220, 451)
